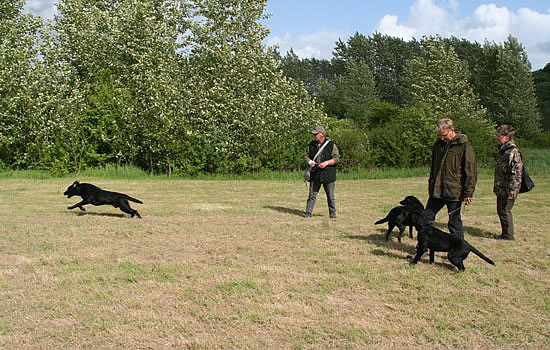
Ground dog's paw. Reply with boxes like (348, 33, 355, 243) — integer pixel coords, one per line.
(79, 206, 86, 211)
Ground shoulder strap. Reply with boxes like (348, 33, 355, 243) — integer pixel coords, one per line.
(313, 139, 331, 162)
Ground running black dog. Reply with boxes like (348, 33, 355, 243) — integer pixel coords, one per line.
(409, 210, 494, 271)
(64, 181, 143, 218)
(375, 195, 424, 242)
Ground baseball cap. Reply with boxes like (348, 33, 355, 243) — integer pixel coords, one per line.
(311, 126, 326, 135)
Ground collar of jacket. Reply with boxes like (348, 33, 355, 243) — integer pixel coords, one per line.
(499, 139, 517, 153)
(436, 132, 468, 146)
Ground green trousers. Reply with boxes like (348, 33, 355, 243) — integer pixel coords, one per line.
(497, 197, 515, 239)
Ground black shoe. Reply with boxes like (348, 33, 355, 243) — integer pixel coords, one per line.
(330, 215, 337, 219)
(304, 213, 312, 218)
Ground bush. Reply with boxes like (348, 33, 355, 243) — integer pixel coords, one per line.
(517, 131, 550, 148)
(365, 105, 497, 169)
(367, 107, 433, 168)
(324, 119, 370, 171)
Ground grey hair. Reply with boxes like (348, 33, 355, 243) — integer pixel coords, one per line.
(436, 118, 454, 132)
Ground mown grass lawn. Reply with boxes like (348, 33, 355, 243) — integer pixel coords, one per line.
(1, 174, 549, 349)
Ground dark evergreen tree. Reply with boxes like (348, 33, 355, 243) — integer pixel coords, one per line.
(532, 63, 550, 131)
(474, 36, 541, 135)
(334, 32, 421, 106)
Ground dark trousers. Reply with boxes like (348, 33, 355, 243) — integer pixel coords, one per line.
(497, 197, 515, 238)
(305, 181, 336, 217)
(425, 197, 464, 238)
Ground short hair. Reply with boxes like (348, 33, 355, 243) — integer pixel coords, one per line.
(436, 118, 454, 132)
(497, 125, 515, 138)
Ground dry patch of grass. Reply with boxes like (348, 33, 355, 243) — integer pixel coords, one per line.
(0, 175, 549, 349)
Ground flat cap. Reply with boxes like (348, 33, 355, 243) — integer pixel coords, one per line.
(311, 126, 326, 135)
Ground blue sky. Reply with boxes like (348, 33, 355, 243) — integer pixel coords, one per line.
(24, 0, 550, 69)
(263, 0, 550, 70)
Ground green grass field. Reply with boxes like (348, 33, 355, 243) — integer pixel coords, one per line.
(1, 173, 549, 349)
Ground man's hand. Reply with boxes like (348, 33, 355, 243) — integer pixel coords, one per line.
(464, 197, 474, 206)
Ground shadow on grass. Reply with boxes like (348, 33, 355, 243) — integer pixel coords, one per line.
(264, 205, 313, 217)
(68, 211, 128, 218)
(346, 228, 457, 271)
(432, 222, 493, 239)
(346, 229, 416, 256)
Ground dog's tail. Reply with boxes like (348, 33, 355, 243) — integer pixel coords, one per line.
(469, 244, 495, 265)
(374, 215, 389, 225)
(125, 196, 143, 204)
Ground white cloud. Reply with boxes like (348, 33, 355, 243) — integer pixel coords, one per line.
(377, 15, 416, 40)
(408, 0, 452, 35)
(267, 29, 347, 59)
(464, 4, 512, 42)
(375, 1, 550, 70)
(24, 0, 57, 20)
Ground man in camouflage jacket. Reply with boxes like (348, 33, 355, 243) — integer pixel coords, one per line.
(494, 125, 523, 240)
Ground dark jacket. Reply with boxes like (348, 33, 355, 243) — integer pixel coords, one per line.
(304, 139, 339, 183)
(494, 140, 522, 199)
(429, 133, 477, 201)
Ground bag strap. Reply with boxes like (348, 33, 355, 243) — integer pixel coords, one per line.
(312, 139, 331, 163)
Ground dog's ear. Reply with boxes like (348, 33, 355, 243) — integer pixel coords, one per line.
(73, 181, 79, 186)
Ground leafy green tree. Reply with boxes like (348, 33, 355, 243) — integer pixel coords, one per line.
(336, 60, 378, 125)
(444, 36, 483, 76)
(368, 102, 400, 127)
(82, 70, 132, 167)
(405, 36, 495, 165)
(532, 63, 550, 131)
(52, 0, 192, 173)
(0, 0, 46, 168)
(316, 77, 345, 118)
(324, 118, 369, 171)
(42, 0, 324, 174)
(334, 32, 420, 106)
(474, 36, 541, 135)
(183, 0, 324, 173)
(279, 49, 314, 90)
(367, 106, 433, 168)
(279, 50, 337, 99)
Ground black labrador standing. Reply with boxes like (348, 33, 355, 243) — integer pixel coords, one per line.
(408, 210, 494, 271)
(64, 181, 143, 218)
(375, 195, 424, 242)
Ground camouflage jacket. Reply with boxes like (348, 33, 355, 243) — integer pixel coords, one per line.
(494, 140, 523, 199)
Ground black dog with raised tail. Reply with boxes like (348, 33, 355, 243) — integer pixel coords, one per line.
(409, 209, 494, 271)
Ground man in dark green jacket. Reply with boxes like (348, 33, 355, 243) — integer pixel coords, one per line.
(303, 126, 340, 218)
(426, 118, 477, 238)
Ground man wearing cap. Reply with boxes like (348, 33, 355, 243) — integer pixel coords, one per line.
(303, 126, 340, 218)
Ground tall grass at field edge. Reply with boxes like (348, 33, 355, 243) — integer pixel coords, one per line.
(1, 147, 548, 180)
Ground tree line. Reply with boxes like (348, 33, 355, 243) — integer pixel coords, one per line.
(277, 33, 546, 168)
(0, 1, 545, 175)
